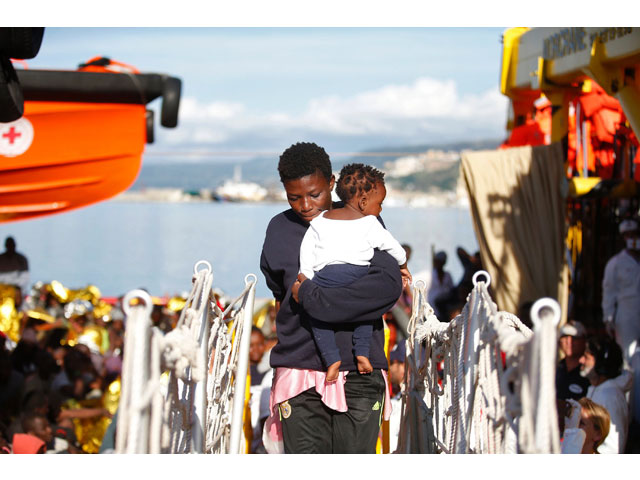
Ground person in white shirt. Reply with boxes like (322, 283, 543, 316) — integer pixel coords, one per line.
(602, 218, 640, 367)
(561, 397, 610, 454)
(579, 335, 631, 453)
(602, 217, 640, 428)
(298, 163, 411, 381)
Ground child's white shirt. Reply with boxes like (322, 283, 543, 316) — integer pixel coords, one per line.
(299, 211, 406, 280)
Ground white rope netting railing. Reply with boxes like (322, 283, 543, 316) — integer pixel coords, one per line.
(395, 270, 561, 454)
(205, 272, 257, 454)
(115, 261, 257, 454)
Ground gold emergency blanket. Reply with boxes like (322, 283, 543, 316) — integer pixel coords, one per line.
(0, 294, 20, 342)
(460, 143, 569, 321)
(65, 380, 120, 454)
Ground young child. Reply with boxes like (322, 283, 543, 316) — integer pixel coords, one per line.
(298, 163, 412, 381)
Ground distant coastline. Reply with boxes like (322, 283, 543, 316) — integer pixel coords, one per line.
(129, 142, 500, 208)
(116, 185, 470, 209)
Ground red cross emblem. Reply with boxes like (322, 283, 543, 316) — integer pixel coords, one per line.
(2, 126, 22, 145)
(0, 118, 34, 157)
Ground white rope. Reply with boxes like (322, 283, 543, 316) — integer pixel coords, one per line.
(518, 299, 561, 453)
(116, 290, 154, 454)
(114, 261, 257, 454)
(161, 322, 203, 382)
(163, 264, 213, 453)
(205, 274, 256, 454)
(396, 271, 561, 454)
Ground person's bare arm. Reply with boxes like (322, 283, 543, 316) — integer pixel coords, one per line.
(58, 407, 112, 421)
(399, 262, 412, 288)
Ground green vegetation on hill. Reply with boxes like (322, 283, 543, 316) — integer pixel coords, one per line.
(387, 160, 461, 192)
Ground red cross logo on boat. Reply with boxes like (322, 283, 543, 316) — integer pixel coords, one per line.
(2, 126, 22, 145)
(0, 118, 34, 158)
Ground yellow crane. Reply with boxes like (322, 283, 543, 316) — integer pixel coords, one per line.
(462, 27, 640, 327)
(501, 27, 640, 142)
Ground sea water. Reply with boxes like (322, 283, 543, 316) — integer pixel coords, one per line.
(0, 200, 478, 300)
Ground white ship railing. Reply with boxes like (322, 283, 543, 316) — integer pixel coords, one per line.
(396, 270, 561, 454)
(116, 260, 257, 454)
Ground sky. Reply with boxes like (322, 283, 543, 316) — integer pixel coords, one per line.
(20, 26, 510, 160)
(7, 2, 614, 163)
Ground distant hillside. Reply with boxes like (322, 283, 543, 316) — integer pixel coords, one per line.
(387, 161, 461, 192)
(338, 139, 502, 169)
(132, 139, 502, 192)
(132, 156, 278, 191)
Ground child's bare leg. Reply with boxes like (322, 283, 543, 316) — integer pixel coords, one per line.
(356, 355, 373, 374)
(326, 360, 341, 382)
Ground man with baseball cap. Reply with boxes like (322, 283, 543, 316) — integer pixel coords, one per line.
(602, 217, 640, 366)
(602, 217, 640, 434)
(556, 320, 590, 401)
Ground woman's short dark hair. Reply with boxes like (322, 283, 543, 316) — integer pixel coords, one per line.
(335, 163, 385, 203)
(278, 142, 332, 183)
(586, 335, 623, 379)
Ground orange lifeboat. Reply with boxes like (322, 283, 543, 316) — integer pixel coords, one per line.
(0, 56, 181, 223)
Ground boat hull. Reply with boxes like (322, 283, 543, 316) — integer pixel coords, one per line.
(0, 101, 146, 223)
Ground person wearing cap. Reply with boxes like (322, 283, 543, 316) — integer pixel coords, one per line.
(602, 218, 640, 367)
(602, 218, 640, 434)
(602, 218, 640, 433)
(556, 320, 590, 401)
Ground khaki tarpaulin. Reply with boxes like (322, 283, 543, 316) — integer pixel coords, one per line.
(460, 143, 569, 322)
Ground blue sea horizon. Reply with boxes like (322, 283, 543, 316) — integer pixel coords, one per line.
(0, 200, 478, 301)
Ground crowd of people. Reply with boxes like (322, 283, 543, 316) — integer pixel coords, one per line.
(0, 294, 121, 454)
(0, 240, 189, 454)
(555, 319, 638, 453)
(1, 141, 639, 455)
(553, 218, 640, 454)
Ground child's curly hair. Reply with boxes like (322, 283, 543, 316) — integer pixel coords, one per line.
(335, 163, 385, 203)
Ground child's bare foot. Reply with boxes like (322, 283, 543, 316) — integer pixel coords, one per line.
(326, 361, 341, 382)
(356, 356, 373, 374)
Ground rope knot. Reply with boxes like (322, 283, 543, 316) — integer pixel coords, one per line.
(160, 325, 203, 382)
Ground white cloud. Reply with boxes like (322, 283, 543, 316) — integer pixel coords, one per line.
(178, 97, 246, 121)
(159, 77, 508, 149)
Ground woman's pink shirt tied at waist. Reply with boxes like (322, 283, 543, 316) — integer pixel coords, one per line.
(263, 367, 392, 453)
